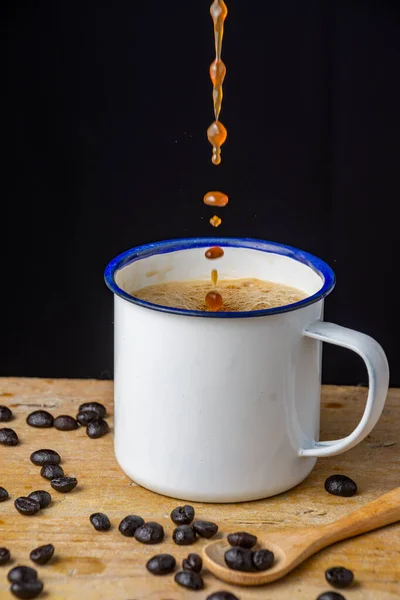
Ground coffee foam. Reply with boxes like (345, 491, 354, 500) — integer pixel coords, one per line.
(133, 278, 308, 312)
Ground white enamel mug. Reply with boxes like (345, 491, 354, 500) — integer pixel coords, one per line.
(104, 238, 389, 503)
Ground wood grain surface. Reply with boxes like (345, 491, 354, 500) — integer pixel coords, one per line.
(0, 378, 399, 600)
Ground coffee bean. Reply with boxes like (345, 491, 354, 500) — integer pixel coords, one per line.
(26, 410, 54, 428)
(316, 593, 346, 600)
(325, 475, 357, 497)
(90, 513, 111, 531)
(0, 547, 11, 565)
(54, 415, 78, 431)
(14, 497, 41, 516)
(146, 553, 176, 575)
(173, 525, 197, 545)
(10, 580, 44, 599)
(86, 419, 109, 439)
(7, 566, 38, 583)
(30, 449, 61, 466)
(40, 464, 64, 480)
(118, 515, 145, 537)
(207, 593, 240, 600)
(0, 428, 18, 446)
(252, 548, 274, 571)
(76, 410, 99, 426)
(28, 491, 52, 509)
(30, 544, 54, 565)
(227, 531, 257, 549)
(0, 486, 9, 502)
(134, 522, 165, 544)
(182, 553, 202, 573)
(170, 504, 195, 525)
(0, 405, 12, 422)
(50, 476, 78, 493)
(175, 570, 204, 590)
(79, 401, 107, 419)
(192, 519, 218, 538)
(224, 547, 254, 571)
(325, 566, 354, 588)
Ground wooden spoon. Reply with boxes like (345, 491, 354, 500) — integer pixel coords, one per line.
(202, 487, 400, 586)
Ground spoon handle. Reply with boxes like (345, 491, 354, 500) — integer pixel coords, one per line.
(319, 487, 400, 549)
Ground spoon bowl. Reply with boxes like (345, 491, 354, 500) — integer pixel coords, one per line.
(203, 534, 289, 586)
(203, 487, 400, 586)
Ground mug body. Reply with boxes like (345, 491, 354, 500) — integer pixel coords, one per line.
(105, 238, 335, 502)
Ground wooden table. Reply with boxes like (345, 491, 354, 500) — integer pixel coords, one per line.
(0, 379, 399, 600)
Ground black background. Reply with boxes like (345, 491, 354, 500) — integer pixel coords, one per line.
(4, 1, 400, 384)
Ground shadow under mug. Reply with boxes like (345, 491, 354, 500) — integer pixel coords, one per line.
(105, 238, 389, 503)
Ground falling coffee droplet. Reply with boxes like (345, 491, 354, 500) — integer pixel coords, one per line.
(210, 0, 228, 121)
(205, 246, 224, 260)
(210, 0, 228, 56)
(206, 291, 223, 311)
(210, 215, 222, 227)
(203, 191, 229, 207)
(210, 59, 226, 86)
(211, 269, 218, 286)
(207, 121, 227, 165)
(209, 59, 226, 122)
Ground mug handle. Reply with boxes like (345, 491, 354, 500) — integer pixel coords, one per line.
(299, 320, 389, 458)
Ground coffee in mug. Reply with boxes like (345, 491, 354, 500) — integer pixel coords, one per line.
(134, 278, 308, 312)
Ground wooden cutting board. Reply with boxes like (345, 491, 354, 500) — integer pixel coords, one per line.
(0, 378, 399, 600)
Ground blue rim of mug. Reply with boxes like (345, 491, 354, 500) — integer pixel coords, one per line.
(104, 237, 336, 318)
